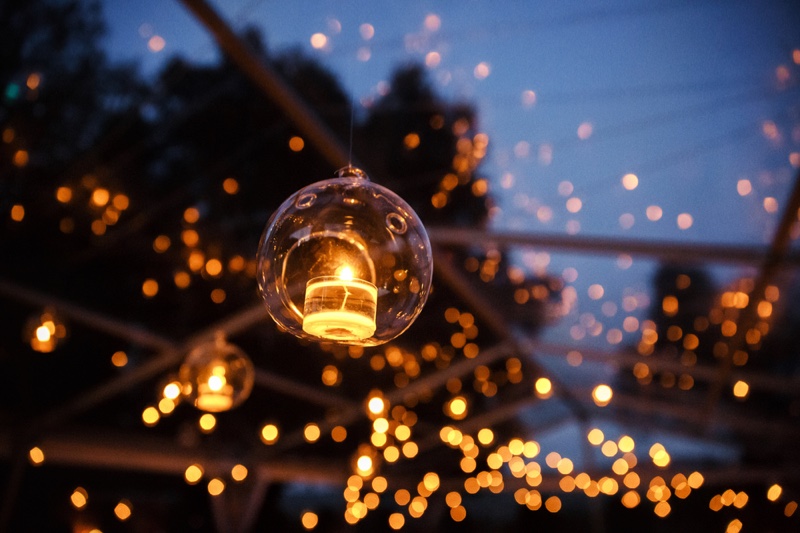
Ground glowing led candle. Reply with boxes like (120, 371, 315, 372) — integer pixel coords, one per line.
(195, 363, 234, 412)
(302, 267, 378, 341)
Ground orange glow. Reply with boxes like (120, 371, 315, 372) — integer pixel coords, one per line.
(205, 258, 223, 277)
(662, 295, 679, 316)
(188, 250, 205, 271)
(142, 279, 159, 298)
(142, 406, 159, 426)
(222, 177, 239, 194)
(404, 132, 420, 149)
(10, 204, 24, 222)
(261, 423, 279, 444)
(304, 423, 321, 443)
(27, 72, 41, 90)
(592, 384, 613, 406)
(13, 150, 29, 167)
(447, 396, 468, 419)
(183, 207, 200, 223)
(289, 136, 305, 151)
(29, 446, 45, 465)
(70, 487, 88, 509)
(207, 478, 225, 496)
(534, 377, 553, 398)
(56, 186, 73, 203)
(181, 229, 199, 248)
(544, 496, 561, 512)
(112, 194, 129, 210)
(301, 511, 318, 530)
(90, 188, 109, 206)
(174, 271, 191, 289)
(786, 501, 797, 517)
(184, 464, 203, 484)
(199, 413, 216, 432)
(388, 512, 405, 530)
(114, 500, 132, 521)
(111, 351, 128, 367)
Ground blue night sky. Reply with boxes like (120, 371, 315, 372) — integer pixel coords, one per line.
(100, 0, 800, 246)
(96, 0, 800, 461)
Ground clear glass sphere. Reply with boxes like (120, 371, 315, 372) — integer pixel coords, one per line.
(179, 334, 254, 412)
(257, 166, 433, 346)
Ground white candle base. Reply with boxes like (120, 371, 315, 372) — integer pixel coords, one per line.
(303, 276, 377, 341)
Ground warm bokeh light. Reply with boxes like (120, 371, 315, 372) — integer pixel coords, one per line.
(621, 173, 638, 190)
(10, 204, 25, 221)
(310, 33, 327, 49)
(534, 377, 553, 398)
(142, 279, 159, 298)
(592, 384, 613, 406)
(70, 487, 88, 509)
(199, 413, 217, 432)
(301, 511, 319, 530)
(184, 464, 204, 484)
(732, 380, 750, 398)
(587, 428, 604, 445)
(114, 500, 132, 521)
(207, 478, 225, 496)
(231, 464, 248, 482)
(477, 428, 494, 446)
(368, 396, 385, 415)
(446, 396, 468, 419)
(110, 350, 128, 367)
(388, 512, 405, 530)
(28, 446, 45, 465)
(261, 424, 279, 444)
(304, 423, 321, 443)
(142, 406, 160, 426)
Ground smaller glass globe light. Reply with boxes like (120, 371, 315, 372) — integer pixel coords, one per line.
(257, 166, 433, 346)
(180, 333, 254, 412)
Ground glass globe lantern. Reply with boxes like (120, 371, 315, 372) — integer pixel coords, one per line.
(257, 166, 433, 346)
(179, 333, 254, 413)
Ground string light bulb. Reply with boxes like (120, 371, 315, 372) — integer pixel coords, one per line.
(179, 333, 254, 412)
(257, 166, 433, 346)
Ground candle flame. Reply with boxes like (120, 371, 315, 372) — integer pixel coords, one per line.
(338, 266, 354, 281)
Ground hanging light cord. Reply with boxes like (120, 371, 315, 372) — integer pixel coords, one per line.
(348, 92, 355, 168)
